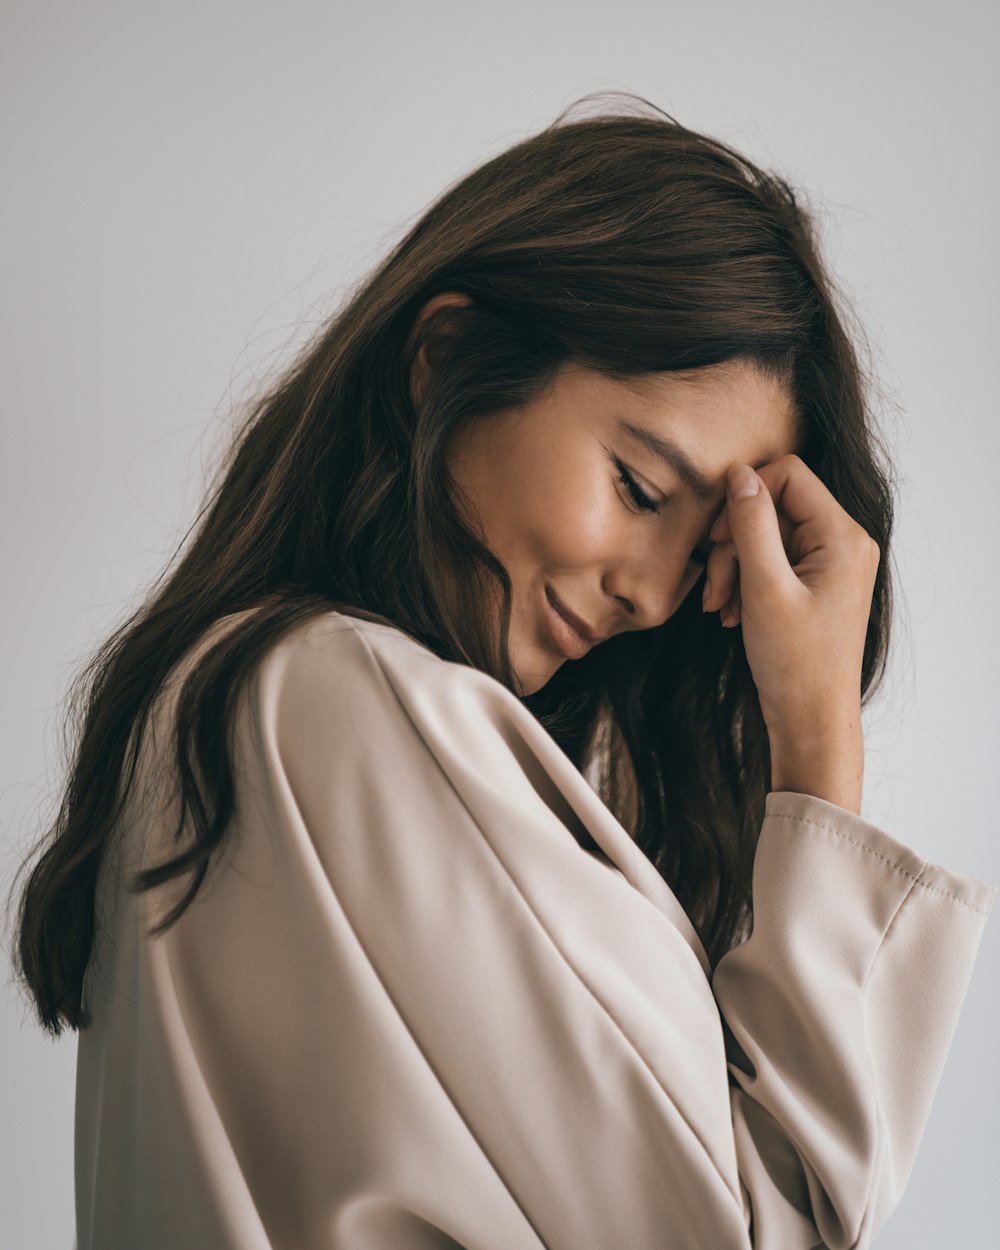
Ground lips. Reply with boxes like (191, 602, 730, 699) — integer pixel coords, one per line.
(547, 589, 601, 643)
(543, 586, 606, 662)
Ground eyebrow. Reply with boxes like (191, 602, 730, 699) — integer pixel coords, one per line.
(617, 420, 720, 505)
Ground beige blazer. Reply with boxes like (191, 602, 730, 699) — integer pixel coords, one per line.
(75, 609, 996, 1249)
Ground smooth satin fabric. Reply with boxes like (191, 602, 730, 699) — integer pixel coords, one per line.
(75, 609, 996, 1249)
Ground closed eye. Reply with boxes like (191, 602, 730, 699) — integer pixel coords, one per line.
(614, 457, 712, 570)
(613, 458, 659, 514)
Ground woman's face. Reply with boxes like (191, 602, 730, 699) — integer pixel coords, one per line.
(444, 357, 802, 696)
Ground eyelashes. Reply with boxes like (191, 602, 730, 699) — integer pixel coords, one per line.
(613, 456, 711, 569)
(614, 458, 659, 513)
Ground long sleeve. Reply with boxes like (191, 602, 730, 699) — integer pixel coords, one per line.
(711, 790, 996, 1247)
(75, 610, 996, 1250)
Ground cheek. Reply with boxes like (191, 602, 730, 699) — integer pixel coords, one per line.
(517, 474, 620, 569)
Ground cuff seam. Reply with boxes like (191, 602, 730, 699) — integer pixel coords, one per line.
(764, 812, 992, 916)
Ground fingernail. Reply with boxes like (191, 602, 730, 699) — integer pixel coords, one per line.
(729, 467, 759, 501)
(702, 577, 711, 611)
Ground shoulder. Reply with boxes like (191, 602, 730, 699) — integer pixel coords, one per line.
(253, 607, 531, 767)
(273, 607, 441, 670)
(262, 607, 495, 701)
(246, 606, 615, 880)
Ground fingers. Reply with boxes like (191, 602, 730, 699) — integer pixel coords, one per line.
(718, 463, 799, 600)
(703, 453, 877, 632)
(722, 573, 742, 628)
(708, 497, 796, 551)
(710, 453, 854, 550)
(703, 539, 737, 613)
(709, 458, 880, 611)
(703, 541, 742, 627)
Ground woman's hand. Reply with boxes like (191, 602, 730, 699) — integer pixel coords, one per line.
(701, 455, 881, 813)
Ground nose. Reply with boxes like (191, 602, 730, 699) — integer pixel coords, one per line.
(605, 543, 705, 631)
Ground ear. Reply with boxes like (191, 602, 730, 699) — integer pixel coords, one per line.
(408, 291, 473, 407)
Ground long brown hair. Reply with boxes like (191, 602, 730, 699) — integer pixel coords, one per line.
(11, 92, 896, 1036)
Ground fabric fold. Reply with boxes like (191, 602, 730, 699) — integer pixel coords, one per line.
(74, 608, 995, 1250)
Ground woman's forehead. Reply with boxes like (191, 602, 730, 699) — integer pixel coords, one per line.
(562, 360, 802, 466)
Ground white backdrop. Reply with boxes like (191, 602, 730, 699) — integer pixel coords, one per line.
(2, 2, 997, 1246)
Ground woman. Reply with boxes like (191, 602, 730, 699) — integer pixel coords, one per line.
(12, 94, 996, 1249)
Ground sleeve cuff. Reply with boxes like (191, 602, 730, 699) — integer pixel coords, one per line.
(764, 789, 998, 918)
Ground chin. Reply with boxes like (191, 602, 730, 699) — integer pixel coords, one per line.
(519, 673, 551, 697)
(506, 615, 565, 696)
(511, 649, 561, 698)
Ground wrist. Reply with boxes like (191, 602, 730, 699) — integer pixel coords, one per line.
(768, 715, 864, 815)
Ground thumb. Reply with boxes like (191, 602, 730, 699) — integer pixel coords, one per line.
(724, 465, 795, 595)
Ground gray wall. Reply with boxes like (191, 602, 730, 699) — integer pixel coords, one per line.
(2, 1, 997, 1246)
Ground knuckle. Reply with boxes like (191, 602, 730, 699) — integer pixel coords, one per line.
(835, 518, 869, 553)
(837, 525, 881, 576)
(850, 524, 880, 561)
(705, 538, 734, 569)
